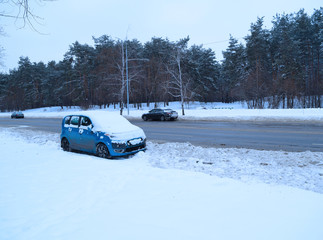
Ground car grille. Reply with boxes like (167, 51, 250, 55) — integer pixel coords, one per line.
(112, 142, 127, 149)
(125, 144, 146, 153)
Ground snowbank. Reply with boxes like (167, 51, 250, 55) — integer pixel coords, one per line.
(1, 128, 323, 240)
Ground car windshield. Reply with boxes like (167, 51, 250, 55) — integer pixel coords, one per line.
(81, 111, 139, 134)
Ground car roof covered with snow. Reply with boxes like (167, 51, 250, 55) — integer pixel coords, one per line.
(67, 111, 145, 137)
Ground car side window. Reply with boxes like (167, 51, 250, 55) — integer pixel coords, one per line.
(70, 116, 80, 127)
(80, 116, 92, 129)
(64, 116, 71, 127)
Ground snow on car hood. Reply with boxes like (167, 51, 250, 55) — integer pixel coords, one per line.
(80, 111, 146, 140)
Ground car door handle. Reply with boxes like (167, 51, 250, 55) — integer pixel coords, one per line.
(79, 129, 83, 135)
(68, 128, 72, 132)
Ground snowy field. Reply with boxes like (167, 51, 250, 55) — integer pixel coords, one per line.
(1, 101, 323, 122)
(1, 126, 323, 240)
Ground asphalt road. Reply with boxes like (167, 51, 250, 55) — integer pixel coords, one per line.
(0, 117, 322, 152)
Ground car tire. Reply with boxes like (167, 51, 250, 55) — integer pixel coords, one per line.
(143, 115, 148, 121)
(160, 115, 165, 121)
(61, 138, 71, 151)
(96, 143, 111, 159)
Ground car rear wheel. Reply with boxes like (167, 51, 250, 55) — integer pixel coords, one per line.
(160, 115, 165, 121)
(61, 138, 71, 151)
(96, 143, 111, 159)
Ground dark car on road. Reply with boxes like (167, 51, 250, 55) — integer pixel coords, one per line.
(60, 111, 146, 159)
(11, 111, 24, 119)
(142, 108, 178, 121)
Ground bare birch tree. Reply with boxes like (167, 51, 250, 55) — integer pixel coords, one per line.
(113, 40, 126, 115)
(0, 0, 55, 30)
(166, 49, 185, 115)
(165, 37, 190, 115)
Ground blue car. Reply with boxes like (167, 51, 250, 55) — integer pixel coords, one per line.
(60, 112, 146, 158)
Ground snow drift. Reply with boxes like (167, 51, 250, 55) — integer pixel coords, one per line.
(0, 127, 322, 240)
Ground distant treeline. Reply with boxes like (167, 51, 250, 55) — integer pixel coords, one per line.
(0, 8, 322, 112)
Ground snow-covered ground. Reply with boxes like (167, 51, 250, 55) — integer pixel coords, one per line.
(1, 102, 323, 239)
(1, 127, 323, 240)
(1, 101, 323, 122)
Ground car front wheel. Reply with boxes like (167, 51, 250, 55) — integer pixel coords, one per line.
(143, 115, 148, 121)
(96, 143, 111, 159)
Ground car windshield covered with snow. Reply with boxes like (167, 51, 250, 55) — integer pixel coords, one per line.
(60, 111, 146, 158)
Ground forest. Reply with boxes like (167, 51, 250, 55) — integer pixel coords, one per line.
(0, 8, 322, 113)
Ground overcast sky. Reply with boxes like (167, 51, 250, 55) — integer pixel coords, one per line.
(0, 0, 321, 72)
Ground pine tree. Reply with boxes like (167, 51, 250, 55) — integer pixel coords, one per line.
(143, 37, 173, 106)
(293, 9, 315, 107)
(245, 17, 272, 108)
(65, 41, 96, 108)
(187, 45, 220, 102)
(311, 8, 323, 107)
(270, 13, 300, 108)
(221, 35, 246, 102)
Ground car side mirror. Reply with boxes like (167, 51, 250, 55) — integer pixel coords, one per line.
(88, 124, 94, 133)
